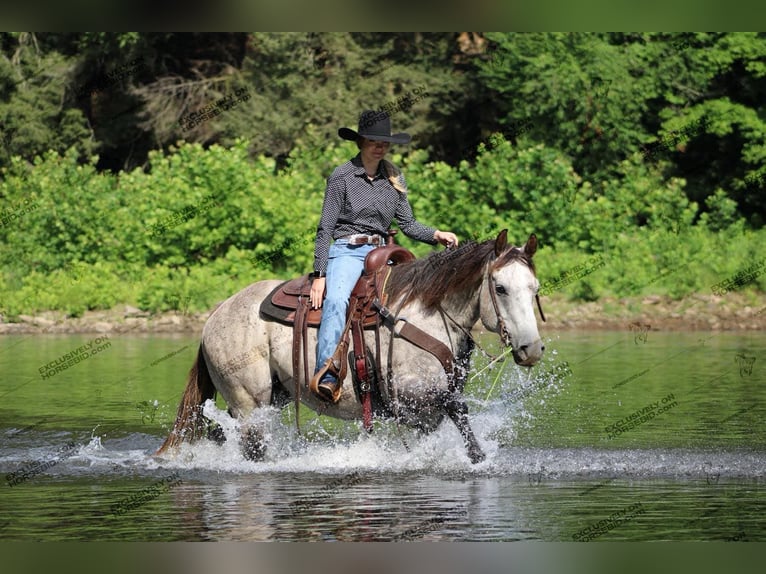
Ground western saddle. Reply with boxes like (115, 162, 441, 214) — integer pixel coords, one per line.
(260, 232, 455, 432)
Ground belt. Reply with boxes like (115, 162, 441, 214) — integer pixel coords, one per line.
(344, 233, 385, 246)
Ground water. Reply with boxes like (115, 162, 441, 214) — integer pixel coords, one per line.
(0, 330, 764, 541)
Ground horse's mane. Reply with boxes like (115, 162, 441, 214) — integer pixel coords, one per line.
(385, 238, 536, 312)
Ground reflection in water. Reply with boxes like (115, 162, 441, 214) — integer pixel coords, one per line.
(0, 331, 764, 541)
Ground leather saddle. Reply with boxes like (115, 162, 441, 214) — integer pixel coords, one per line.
(257, 238, 458, 434)
(260, 243, 415, 327)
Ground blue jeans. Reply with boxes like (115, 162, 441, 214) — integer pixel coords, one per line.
(315, 240, 376, 379)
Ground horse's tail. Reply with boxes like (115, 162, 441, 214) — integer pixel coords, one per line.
(155, 345, 216, 455)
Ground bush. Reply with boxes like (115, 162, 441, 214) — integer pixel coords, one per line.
(0, 137, 762, 317)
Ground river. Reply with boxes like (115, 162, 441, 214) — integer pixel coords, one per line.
(0, 330, 764, 541)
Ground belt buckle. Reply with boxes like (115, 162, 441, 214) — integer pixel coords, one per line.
(348, 233, 381, 245)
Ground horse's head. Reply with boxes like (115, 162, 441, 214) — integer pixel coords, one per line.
(479, 230, 545, 366)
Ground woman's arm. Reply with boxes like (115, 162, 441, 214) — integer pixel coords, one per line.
(310, 171, 344, 309)
(393, 172, 458, 247)
(313, 171, 345, 275)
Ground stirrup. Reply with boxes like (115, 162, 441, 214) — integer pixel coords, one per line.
(316, 376, 341, 403)
(309, 360, 343, 404)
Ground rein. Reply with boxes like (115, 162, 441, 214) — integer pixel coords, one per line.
(536, 294, 547, 323)
(438, 253, 546, 364)
(373, 242, 546, 425)
(438, 267, 516, 363)
(437, 303, 502, 363)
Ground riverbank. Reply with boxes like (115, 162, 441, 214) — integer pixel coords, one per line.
(1, 292, 764, 335)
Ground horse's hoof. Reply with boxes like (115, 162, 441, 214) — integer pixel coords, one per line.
(207, 424, 227, 446)
(468, 448, 486, 464)
(242, 428, 266, 461)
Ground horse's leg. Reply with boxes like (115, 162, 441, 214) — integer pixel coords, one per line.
(207, 422, 227, 445)
(241, 424, 267, 461)
(222, 357, 275, 462)
(438, 390, 486, 464)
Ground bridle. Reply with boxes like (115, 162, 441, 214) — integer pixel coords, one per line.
(487, 268, 513, 347)
(486, 255, 547, 346)
(439, 255, 546, 362)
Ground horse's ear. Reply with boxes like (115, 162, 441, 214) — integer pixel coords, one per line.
(494, 229, 508, 256)
(523, 234, 538, 258)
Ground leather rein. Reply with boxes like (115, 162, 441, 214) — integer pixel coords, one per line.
(314, 251, 547, 429)
(440, 255, 546, 364)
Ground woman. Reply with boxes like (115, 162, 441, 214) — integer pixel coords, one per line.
(309, 109, 459, 402)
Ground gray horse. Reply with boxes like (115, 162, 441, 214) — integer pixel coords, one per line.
(157, 231, 545, 463)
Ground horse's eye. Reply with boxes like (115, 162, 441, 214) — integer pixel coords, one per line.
(495, 284, 507, 295)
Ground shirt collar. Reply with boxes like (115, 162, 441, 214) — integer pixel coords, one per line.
(352, 153, 383, 179)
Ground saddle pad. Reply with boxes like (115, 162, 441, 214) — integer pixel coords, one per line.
(260, 274, 383, 329)
(260, 280, 323, 327)
(260, 243, 416, 329)
(278, 275, 313, 298)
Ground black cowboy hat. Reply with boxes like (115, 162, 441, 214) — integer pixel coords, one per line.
(338, 109, 411, 145)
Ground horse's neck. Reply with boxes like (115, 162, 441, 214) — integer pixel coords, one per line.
(437, 290, 482, 331)
(395, 286, 482, 343)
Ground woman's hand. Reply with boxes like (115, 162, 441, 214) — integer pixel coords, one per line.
(310, 277, 326, 309)
(434, 230, 459, 249)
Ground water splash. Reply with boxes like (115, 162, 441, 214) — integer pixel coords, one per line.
(3, 351, 765, 480)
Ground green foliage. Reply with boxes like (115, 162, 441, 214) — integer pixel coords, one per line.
(477, 32, 766, 224)
(2, 32, 765, 223)
(0, 40, 95, 169)
(1, 33, 766, 317)
(700, 189, 741, 232)
(2, 135, 765, 317)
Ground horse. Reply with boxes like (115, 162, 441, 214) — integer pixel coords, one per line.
(156, 230, 545, 464)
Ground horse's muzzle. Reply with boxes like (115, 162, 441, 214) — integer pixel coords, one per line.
(512, 340, 545, 366)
